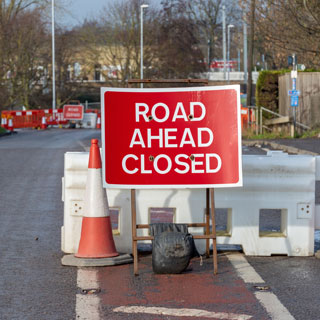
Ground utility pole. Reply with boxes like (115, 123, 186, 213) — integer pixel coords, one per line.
(140, 4, 149, 88)
(222, 5, 226, 81)
(243, 17, 248, 84)
(51, 0, 56, 117)
(288, 54, 299, 137)
(207, 39, 211, 71)
(246, 0, 255, 107)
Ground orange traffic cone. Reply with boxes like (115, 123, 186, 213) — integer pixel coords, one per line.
(96, 115, 101, 129)
(41, 116, 47, 130)
(8, 118, 14, 132)
(75, 139, 118, 258)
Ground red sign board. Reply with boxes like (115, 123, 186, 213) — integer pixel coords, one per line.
(101, 86, 242, 189)
(63, 105, 84, 120)
(210, 60, 238, 69)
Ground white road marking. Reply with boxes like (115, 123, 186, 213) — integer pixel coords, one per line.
(76, 268, 101, 320)
(227, 253, 264, 283)
(77, 140, 90, 152)
(255, 292, 295, 320)
(226, 253, 295, 320)
(113, 306, 252, 319)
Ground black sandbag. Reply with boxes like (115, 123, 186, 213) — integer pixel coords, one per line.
(152, 231, 199, 274)
(149, 223, 188, 236)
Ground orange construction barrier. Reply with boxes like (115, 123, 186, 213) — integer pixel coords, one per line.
(41, 116, 47, 130)
(75, 139, 118, 259)
(1, 107, 100, 130)
(8, 118, 14, 132)
(1, 116, 7, 129)
(241, 106, 249, 129)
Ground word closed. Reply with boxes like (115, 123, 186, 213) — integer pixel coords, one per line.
(101, 86, 242, 189)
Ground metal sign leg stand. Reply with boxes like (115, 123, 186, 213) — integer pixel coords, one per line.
(205, 189, 210, 258)
(131, 188, 218, 275)
(131, 189, 139, 276)
(210, 188, 218, 275)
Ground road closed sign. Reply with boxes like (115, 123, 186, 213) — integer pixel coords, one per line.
(101, 86, 242, 189)
(63, 104, 84, 120)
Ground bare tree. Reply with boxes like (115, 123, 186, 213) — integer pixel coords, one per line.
(76, 0, 156, 86)
(246, 0, 255, 106)
(0, 3, 49, 109)
(185, 0, 241, 66)
(152, 0, 205, 78)
(252, 0, 320, 69)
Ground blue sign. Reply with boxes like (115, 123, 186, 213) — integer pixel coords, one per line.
(291, 95, 299, 107)
(288, 90, 300, 96)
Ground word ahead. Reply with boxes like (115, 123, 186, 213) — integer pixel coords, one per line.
(101, 86, 242, 189)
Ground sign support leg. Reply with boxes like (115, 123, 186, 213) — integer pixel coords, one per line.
(205, 188, 210, 258)
(210, 188, 218, 275)
(131, 189, 139, 275)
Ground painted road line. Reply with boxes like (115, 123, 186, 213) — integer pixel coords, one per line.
(227, 253, 295, 320)
(255, 292, 295, 320)
(113, 306, 252, 319)
(76, 269, 101, 320)
(77, 139, 90, 152)
(227, 253, 264, 283)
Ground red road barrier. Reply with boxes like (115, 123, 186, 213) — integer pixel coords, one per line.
(1, 110, 42, 128)
(1, 116, 7, 129)
(41, 116, 47, 130)
(241, 106, 256, 129)
(0, 109, 69, 128)
(8, 118, 14, 132)
(2, 107, 250, 131)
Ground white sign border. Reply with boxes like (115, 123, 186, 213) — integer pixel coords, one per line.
(101, 85, 242, 189)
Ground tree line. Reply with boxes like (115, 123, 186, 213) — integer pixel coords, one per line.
(0, 0, 319, 111)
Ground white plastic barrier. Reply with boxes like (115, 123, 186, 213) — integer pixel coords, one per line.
(62, 151, 317, 256)
(81, 113, 97, 129)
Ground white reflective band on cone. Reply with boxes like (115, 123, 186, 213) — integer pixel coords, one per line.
(83, 168, 109, 218)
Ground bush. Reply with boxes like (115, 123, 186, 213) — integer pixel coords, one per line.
(255, 70, 288, 115)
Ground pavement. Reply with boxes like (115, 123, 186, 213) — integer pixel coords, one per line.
(243, 138, 320, 156)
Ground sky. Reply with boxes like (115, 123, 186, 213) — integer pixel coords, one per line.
(59, 0, 114, 27)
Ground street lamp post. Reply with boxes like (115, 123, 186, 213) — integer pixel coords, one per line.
(52, 0, 56, 117)
(140, 4, 149, 88)
(243, 19, 248, 83)
(222, 5, 226, 80)
(227, 24, 234, 83)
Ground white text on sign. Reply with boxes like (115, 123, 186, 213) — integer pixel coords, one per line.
(121, 102, 221, 175)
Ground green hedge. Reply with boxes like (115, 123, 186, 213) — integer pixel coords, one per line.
(255, 70, 288, 114)
(256, 69, 319, 114)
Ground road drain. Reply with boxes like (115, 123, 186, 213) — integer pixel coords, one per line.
(254, 285, 271, 292)
(79, 288, 101, 295)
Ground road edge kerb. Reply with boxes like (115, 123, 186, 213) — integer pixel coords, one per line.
(243, 139, 319, 156)
(0, 131, 16, 137)
(61, 253, 133, 267)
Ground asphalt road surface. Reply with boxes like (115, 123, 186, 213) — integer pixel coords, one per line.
(1, 130, 320, 320)
(0, 129, 100, 320)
